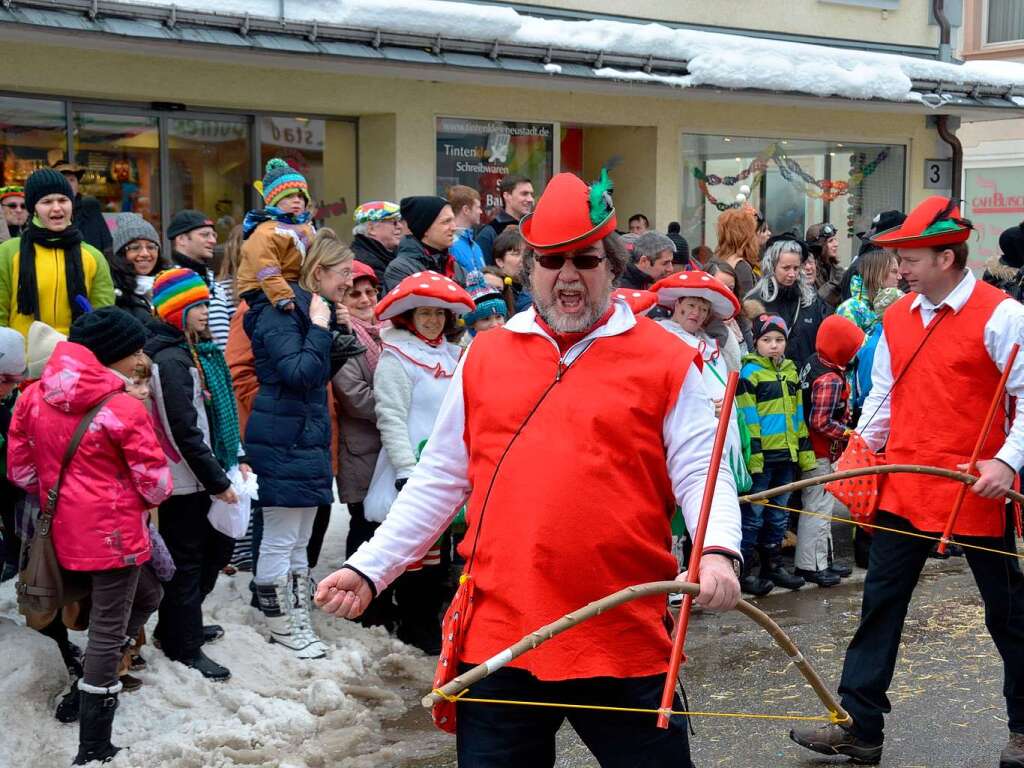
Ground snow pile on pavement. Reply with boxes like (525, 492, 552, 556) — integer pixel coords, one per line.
(117, 0, 1024, 101)
(0, 508, 449, 768)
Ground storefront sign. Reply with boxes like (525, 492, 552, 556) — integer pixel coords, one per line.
(963, 165, 1024, 272)
(262, 117, 324, 151)
(435, 117, 553, 220)
(169, 119, 246, 142)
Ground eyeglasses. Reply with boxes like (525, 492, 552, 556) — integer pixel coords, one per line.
(327, 264, 353, 280)
(536, 253, 605, 271)
(2, 202, 25, 210)
(125, 242, 159, 255)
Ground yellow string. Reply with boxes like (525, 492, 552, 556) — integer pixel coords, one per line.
(431, 689, 835, 722)
(754, 500, 1024, 561)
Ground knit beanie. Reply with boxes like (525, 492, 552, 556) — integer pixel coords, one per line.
(400, 196, 448, 241)
(0, 327, 25, 377)
(462, 271, 508, 327)
(752, 313, 789, 342)
(256, 158, 310, 208)
(152, 267, 210, 331)
(24, 168, 73, 214)
(815, 315, 865, 369)
(112, 213, 160, 256)
(27, 321, 66, 380)
(167, 209, 214, 241)
(69, 307, 148, 366)
(999, 223, 1024, 270)
(0, 185, 24, 203)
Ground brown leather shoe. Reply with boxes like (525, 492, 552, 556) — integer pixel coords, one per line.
(790, 722, 883, 765)
(1001, 732, 1024, 768)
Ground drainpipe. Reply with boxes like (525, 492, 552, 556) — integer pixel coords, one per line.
(936, 115, 963, 201)
(933, 0, 952, 62)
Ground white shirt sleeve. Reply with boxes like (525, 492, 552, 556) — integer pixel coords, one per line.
(346, 357, 472, 593)
(855, 329, 893, 452)
(664, 363, 742, 559)
(988, 299, 1024, 472)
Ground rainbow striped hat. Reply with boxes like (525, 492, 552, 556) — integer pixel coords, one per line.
(354, 200, 401, 224)
(152, 267, 210, 331)
(254, 158, 310, 208)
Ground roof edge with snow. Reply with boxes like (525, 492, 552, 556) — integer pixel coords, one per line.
(4, 0, 1024, 113)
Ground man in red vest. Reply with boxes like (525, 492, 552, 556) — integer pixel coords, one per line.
(792, 196, 1024, 766)
(316, 172, 743, 767)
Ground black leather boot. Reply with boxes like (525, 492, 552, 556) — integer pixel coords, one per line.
(739, 550, 774, 596)
(760, 545, 805, 590)
(73, 686, 121, 765)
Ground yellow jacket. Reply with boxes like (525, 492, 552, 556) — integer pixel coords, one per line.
(0, 237, 115, 338)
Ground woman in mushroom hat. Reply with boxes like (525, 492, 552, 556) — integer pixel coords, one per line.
(362, 270, 474, 653)
(651, 269, 751, 493)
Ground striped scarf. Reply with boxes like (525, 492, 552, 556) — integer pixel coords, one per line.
(190, 339, 240, 470)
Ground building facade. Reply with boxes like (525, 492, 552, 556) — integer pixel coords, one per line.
(1, 0, 1020, 269)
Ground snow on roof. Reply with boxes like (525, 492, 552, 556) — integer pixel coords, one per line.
(120, 0, 1024, 102)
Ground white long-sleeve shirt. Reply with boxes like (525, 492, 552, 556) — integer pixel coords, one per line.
(857, 269, 1024, 471)
(347, 301, 743, 594)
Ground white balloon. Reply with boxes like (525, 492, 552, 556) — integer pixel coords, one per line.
(739, 184, 751, 196)
(735, 193, 747, 203)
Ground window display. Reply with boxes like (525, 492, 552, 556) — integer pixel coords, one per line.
(681, 134, 905, 264)
(0, 96, 67, 186)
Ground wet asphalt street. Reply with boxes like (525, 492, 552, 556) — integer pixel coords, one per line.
(398, 554, 1016, 768)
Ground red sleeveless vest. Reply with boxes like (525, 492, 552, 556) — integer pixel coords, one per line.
(459, 318, 698, 681)
(879, 281, 1008, 537)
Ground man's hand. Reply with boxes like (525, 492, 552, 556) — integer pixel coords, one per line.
(315, 567, 373, 619)
(676, 553, 740, 612)
(960, 459, 1016, 500)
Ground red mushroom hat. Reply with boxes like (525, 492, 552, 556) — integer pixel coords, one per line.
(375, 271, 475, 321)
(870, 195, 972, 249)
(519, 169, 617, 255)
(650, 270, 741, 320)
(611, 288, 659, 317)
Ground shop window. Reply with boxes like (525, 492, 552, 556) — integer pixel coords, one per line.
(964, 165, 1024, 273)
(0, 96, 67, 186)
(681, 134, 905, 265)
(73, 111, 160, 231)
(988, 0, 1024, 44)
(260, 116, 356, 236)
(435, 117, 554, 222)
(169, 117, 251, 243)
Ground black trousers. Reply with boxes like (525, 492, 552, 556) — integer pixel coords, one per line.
(306, 503, 332, 569)
(156, 492, 235, 660)
(455, 666, 693, 768)
(839, 510, 1024, 741)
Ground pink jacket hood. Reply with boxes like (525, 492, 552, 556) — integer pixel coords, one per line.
(40, 341, 127, 416)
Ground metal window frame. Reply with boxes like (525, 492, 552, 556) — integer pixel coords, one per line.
(0, 90, 359, 237)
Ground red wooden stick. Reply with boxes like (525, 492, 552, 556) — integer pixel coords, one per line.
(938, 342, 1020, 554)
(657, 370, 739, 729)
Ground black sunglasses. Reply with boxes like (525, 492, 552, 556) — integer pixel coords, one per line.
(820, 223, 837, 238)
(2, 202, 25, 210)
(536, 253, 605, 271)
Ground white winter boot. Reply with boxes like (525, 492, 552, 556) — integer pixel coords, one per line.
(255, 578, 326, 660)
(290, 568, 328, 659)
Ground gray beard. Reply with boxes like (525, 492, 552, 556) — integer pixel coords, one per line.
(534, 288, 613, 333)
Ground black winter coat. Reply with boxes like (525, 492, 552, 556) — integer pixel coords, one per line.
(351, 234, 396, 286)
(244, 284, 334, 508)
(383, 235, 449, 292)
(758, 292, 832, 374)
(476, 210, 519, 265)
(145, 322, 231, 495)
(74, 195, 112, 255)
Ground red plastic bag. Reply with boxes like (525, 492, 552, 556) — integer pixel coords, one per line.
(431, 574, 476, 733)
(826, 433, 884, 525)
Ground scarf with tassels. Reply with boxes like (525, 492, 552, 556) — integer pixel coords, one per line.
(17, 216, 88, 321)
(188, 339, 241, 470)
(350, 315, 383, 372)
